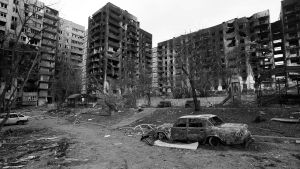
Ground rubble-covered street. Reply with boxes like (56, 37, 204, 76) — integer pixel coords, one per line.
(0, 108, 299, 169)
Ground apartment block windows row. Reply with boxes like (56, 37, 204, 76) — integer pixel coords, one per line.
(0, 2, 7, 9)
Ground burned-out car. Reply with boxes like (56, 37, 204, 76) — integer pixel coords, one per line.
(142, 114, 254, 147)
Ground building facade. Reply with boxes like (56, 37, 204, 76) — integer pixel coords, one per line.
(0, 0, 60, 105)
(58, 18, 85, 67)
(156, 10, 275, 94)
(87, 2, 152, 94)
(39, 6, 59, 105)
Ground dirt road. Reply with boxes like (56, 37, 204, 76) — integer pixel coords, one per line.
(21, 114, 300, 169)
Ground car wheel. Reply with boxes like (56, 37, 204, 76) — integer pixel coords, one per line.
(17, 121, 25, 125)
(208, 137, 221, 146)
(158, 132, 167, 141)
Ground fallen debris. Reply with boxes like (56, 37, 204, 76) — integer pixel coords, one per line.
(153, 140, 198, 150)
(133, 124, 156, 135)
(0, 128, 74, 169)
(271, 118, 300, 123)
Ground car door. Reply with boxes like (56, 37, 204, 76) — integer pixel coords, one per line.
(171, 118, 188, 141)
(8, 114, 19, 124)
(187, 118, 206, 142)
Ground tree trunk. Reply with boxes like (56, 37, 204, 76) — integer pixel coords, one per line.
(146, 92, 151, 106)
(189, 78, 200, 111)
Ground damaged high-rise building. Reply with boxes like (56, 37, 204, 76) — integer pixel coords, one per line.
(279, 0, 300, 86)
(156, 10, 275, 94)
(87, 2, 152, 94)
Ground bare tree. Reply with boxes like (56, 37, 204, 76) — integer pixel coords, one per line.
(53, 61, 82, 105)
(174, 35, 202, 111)
(0, 0, 56, 133)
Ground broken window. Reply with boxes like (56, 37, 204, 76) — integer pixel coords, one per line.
(174, 118, 187, 127)
(13, 7, 18, 13)
(239, 31, 246, 37)
(0, 21, 5, 26)
(226, 28, 234, 34)
(189, 119, 203, 128)
(0, 2, 7, 9)
(0, 12, 6, 18)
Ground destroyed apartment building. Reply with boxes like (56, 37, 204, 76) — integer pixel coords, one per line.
(155, 0, 300, 96)
(87, 2, 152, 95)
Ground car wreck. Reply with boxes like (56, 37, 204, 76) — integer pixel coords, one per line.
(141, 114, 254, 148)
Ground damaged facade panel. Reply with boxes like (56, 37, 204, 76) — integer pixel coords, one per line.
(248, 10, 274, 89)
(87, 3, 152, 94)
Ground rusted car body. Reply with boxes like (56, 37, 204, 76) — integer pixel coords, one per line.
(148, 114, 254, 147)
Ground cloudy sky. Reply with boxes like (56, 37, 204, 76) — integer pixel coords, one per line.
(42, 0, 282, 46)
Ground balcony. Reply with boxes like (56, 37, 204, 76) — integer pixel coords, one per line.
(44, 27, 57, 33)
(26, 32, 42, 40)
(108, 19, 120, 27)
(42, 40, 56, 47)
(40, 61, 55, 68)
(39, 83, 49, 90)
(108, 33, 120, 40)
(39, 69, 52, 75)
(108, 41, 120, 48)
(41, 55, 54, 61)
(43, 19, 58, 27)
(44, 12, 59, 20)
(41, 48, 56, 54)
(0, 24, 5, 31)
(71, 48, 84, 55)
(42, 33, 56, 40)
(109, 26, 120, 33)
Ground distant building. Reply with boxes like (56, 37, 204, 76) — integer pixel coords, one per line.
(151, 47, 158, 92)
(82, 30, 88, 94)
(58, 18, 85, 67)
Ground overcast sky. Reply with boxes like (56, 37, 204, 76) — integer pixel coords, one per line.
(42, 0, 282, 46)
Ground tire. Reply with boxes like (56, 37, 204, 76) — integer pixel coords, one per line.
(243, 138, 254, 148)
(208, 137, 221, 146)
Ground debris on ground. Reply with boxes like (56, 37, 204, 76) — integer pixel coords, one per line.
(271, 118, 300, 123)
(0, 128, 75, 169)
(104, 135, 111, 138)
(153, 140, 199, 150)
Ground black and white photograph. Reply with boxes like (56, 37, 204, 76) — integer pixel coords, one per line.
(0, 0, 299, 168)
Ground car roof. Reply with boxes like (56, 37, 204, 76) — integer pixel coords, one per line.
(179, 114, 216, 119)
